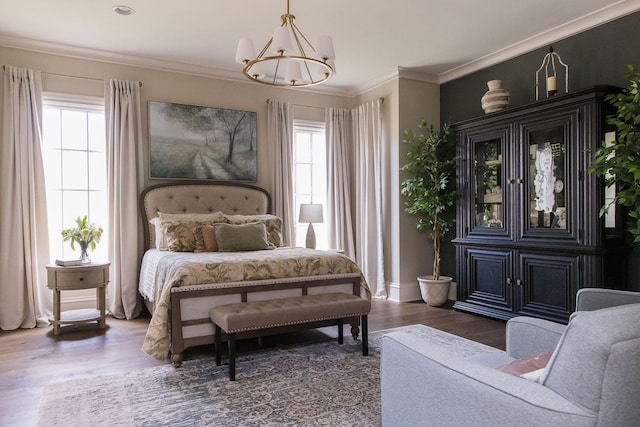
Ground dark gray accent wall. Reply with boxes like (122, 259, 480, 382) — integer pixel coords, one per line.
(441, 11, 640, 124)
(440, 11, 640, 290)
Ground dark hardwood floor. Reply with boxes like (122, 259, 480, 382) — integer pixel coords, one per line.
(0, 299, 505, 427)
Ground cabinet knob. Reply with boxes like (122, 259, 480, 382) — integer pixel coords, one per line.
(506, 278, 512, 285)
(516, 279, 522, 286)
(79, 277, 84, 281)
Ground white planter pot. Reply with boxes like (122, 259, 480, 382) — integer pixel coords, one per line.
(417, 276, 452, 306)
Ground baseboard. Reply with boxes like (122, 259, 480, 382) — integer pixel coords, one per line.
(386, 280, 457, 302)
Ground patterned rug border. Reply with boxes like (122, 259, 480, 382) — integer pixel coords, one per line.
(37, 324, 500, 427)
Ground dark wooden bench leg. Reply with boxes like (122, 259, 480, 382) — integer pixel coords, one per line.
(362, 314, 369, 356)
(228, 332, 236, 381)
(338, 318, 344, 344)
(214, 324, 222, 366)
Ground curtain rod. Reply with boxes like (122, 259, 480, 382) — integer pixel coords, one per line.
(2, 65, 142, 87)
(267, 96, 384, 109)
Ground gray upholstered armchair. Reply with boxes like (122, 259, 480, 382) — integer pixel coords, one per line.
(381, 289, 640, 426)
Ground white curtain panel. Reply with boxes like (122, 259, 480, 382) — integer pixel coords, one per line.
(352, 99, 387, 298)
(0, 65, 52, 329)
(105, 79, 143, 320)
(325, 107, 356, 259)
(267, 100, 295, 245)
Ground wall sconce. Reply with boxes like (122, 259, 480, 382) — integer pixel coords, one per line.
(535, 46, 568, 100)
(298, 204, 323, 249)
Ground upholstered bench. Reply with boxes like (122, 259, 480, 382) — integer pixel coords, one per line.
(209, 292, 371, 380)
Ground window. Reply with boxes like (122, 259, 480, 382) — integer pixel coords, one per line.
(42, 94, 108, 262)
(293, 121, 327, 248)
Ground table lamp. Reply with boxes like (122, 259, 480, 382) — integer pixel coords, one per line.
(298, 203, 323, 249)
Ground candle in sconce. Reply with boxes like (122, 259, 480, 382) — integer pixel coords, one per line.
(547, 76, 557, 96)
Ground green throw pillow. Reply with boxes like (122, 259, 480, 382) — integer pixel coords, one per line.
(214, 222, 273, 252)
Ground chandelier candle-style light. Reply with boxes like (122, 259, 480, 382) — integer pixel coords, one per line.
(235, 0, 335, 87)
(535, 46, 569, 100)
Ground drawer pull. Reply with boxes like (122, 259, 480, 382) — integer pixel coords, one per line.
(79, 277, 84, 281)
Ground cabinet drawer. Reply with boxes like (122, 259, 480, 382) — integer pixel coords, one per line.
(55, 269, 107, 288)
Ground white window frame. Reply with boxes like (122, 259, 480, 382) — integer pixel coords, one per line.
(293, 120, 327, 248)
(42, 92, 108, 262)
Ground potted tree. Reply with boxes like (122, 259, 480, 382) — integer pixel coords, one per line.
(589, 65, 640, 243)
(401, 119, 457, 306)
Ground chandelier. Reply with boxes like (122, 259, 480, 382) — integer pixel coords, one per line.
(235, 0, 335, 87)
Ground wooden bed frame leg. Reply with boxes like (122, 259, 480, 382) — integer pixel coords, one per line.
(338, 318, 344, 344)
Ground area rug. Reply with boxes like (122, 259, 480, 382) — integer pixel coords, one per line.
(37, 324, 500, 427)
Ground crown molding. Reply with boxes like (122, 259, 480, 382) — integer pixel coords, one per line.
(438, 0, 640, 83)
(0, 35, 351, 97)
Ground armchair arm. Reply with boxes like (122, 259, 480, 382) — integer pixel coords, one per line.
(381, 332, 594, 427)
(576, 288, 640, 312)
(505, 316, 565, 359)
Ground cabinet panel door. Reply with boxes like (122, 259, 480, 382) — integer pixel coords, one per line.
(465, 248, 513, 313)
(458, 124, 514, 240)
(517, 252, 578, 323)
(519, 109, 580, 244)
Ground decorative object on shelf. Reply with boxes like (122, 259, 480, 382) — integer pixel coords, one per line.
(235, 0, 335, 88)
(588, 65, 640, 243)
(298, 203, 323, 249)
(535, 46, 569, 100)
(401, 120, 457, 306)
(61, 216, 103, 263)
(481, 80, 511, 114)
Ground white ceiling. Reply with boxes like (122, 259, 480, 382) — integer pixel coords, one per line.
(1, 0, 639, 95)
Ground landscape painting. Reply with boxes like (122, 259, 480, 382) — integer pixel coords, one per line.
(149, 101, 257, 181)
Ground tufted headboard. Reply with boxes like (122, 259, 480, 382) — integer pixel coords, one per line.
(140, 181, 272, 250)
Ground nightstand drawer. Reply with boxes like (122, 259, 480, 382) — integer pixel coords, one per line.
(54, 269, 107, 288)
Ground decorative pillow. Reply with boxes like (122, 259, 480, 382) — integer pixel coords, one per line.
(194, 225, 218, 252)
(497, 352, 553, 382)
(157, 211, 227, 252)
(214, 222, 273, 252)
(224, 214, 283, 247)
(149, 217, 167, 250)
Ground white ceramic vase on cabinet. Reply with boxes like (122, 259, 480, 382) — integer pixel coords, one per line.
(481, 80, 511, 114)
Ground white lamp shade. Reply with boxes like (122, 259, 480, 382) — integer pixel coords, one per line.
(317, 36, 335, 60)
(298, 204, 323, 223)
(271, 26, 293, 54)
(284, 61, 303, 84)
(235, 38, 255, 64)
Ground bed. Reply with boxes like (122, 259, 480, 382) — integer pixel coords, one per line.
(138, 182, 370, 366)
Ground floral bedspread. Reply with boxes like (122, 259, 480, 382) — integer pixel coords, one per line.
(140, 247, 370, 360)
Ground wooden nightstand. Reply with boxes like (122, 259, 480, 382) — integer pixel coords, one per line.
(46, 262, 110, 335)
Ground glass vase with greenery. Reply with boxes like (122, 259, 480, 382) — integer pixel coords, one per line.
(61, 216, 104, 261)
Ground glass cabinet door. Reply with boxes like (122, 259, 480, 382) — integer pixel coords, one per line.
(526, 123, 568, 232)
(474, 138, 503, 228)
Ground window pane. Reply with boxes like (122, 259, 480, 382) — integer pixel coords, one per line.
(62, 151, 88, 190)
(61, 110, 88, 150)
(88, 112, 105, 152)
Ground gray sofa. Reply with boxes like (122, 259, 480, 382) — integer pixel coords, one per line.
(381, 289, 640, 426)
